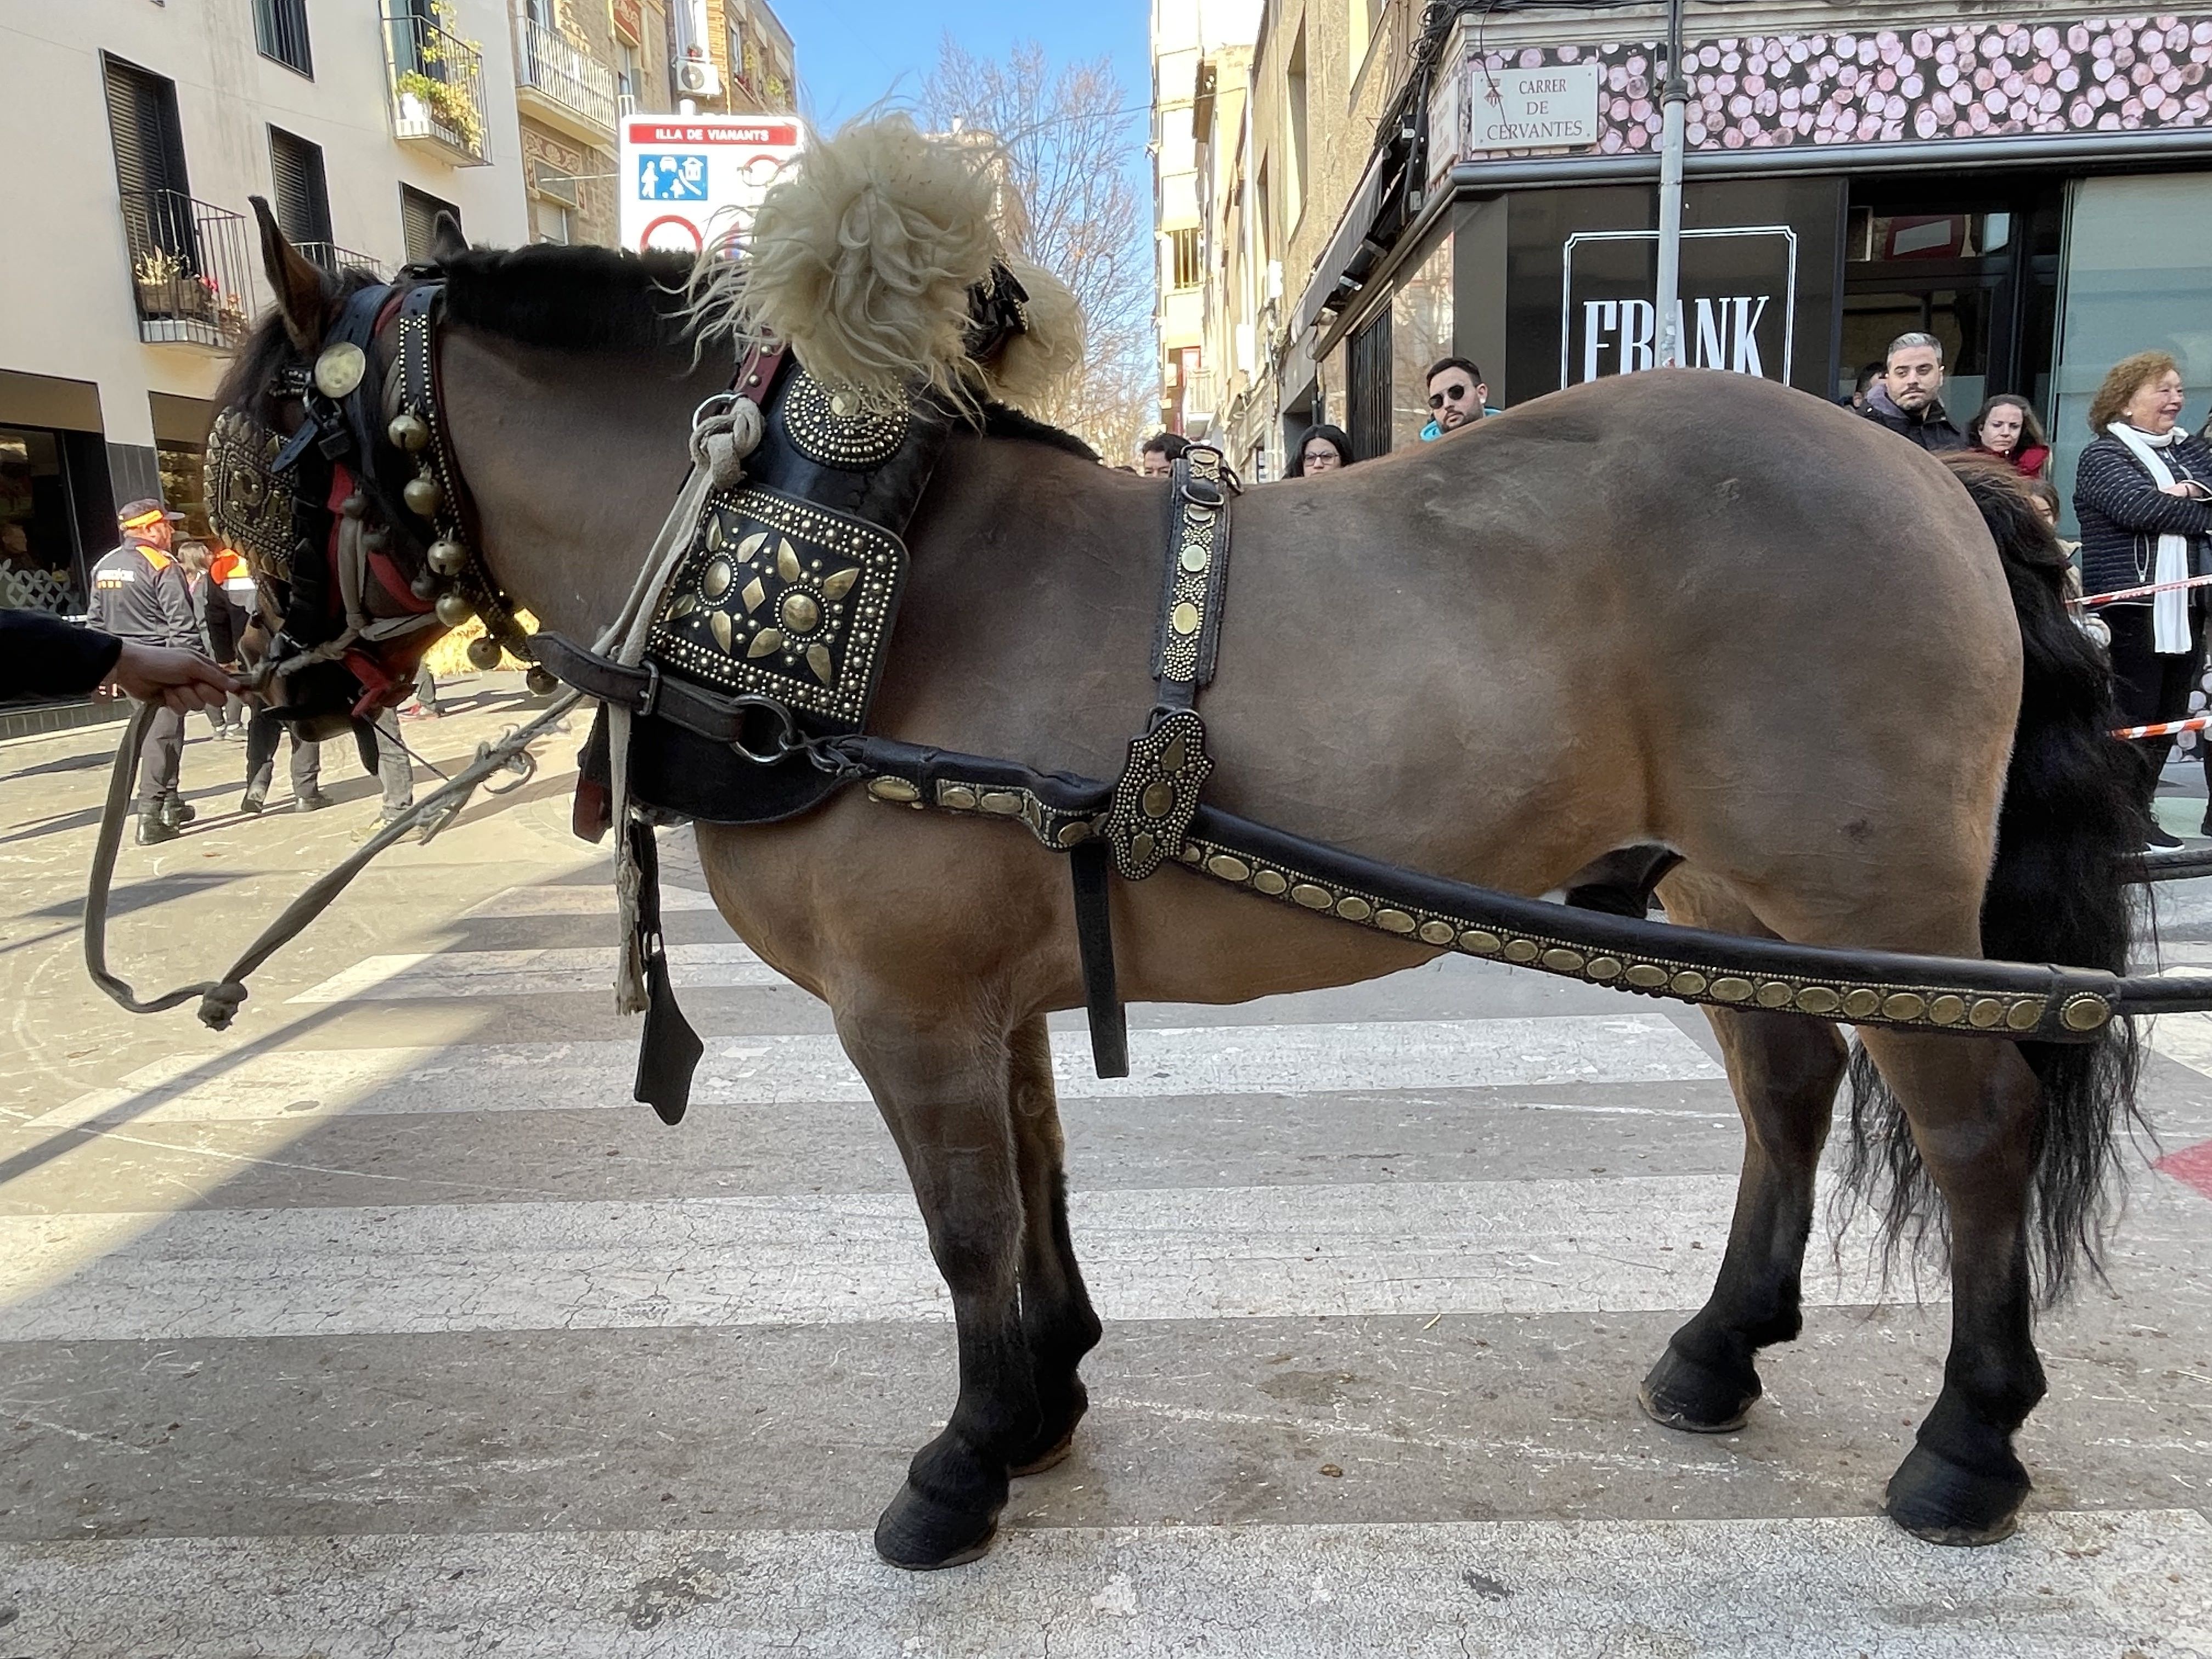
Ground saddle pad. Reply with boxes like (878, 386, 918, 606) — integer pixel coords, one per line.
(647, 484, 906, 727)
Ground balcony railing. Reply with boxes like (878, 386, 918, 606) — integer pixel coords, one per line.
(1181, 369, 1219, 424)
(383, 4, 490, 165)
(120, 191, 257, 351)
(296, 241, 387, 278)
(516, 15, 617, 139)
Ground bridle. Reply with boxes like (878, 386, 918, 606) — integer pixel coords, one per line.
(205, 272, 546, 729)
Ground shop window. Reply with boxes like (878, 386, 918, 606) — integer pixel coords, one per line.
(1171, 228, 1201, 291)
(1347, 308, 1391, 460)
(0, 427, 84, 613)
(253, 0, 313, 78)
(399, 183, 461, 264)
(1390, 231, 1454, 449)
(155, 440, 209, 543)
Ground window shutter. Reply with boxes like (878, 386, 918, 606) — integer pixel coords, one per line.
(103, 57, 188, 200)
(268, 128, 331, 245)
(400, 185, 461, 264)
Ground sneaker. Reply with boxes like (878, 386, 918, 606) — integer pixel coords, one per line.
(162, 794, 197, 828)
(136, 811, 179, 847)
(2147, 825, 2186, 852)
(238, 789, 265, 816)
(293, 791, 333, 814)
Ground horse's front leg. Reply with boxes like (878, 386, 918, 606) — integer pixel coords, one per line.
(837, 997, 1040, 1570)
(1005, 1014, 1102, 1474)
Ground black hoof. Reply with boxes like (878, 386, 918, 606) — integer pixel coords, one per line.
(1638, 1345, 1760, 1434)
(1011, 1380, 1088, 1477)
(873, 1482, 998, 1571)
(1884, 1443, 2028, 1546)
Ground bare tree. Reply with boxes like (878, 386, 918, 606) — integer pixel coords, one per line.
(922, 40, 1154, 462)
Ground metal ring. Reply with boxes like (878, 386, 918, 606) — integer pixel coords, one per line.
(727, 695, 800, 765)
(692, 392, 741, 431)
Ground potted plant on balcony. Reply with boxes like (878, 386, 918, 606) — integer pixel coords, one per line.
(133, 249, 187, 319)
(395, 0, 484, 154)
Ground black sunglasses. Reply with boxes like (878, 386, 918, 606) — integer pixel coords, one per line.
(1428, 384, 1471, 408)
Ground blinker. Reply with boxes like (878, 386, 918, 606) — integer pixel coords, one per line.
(314, 342, 369, 399)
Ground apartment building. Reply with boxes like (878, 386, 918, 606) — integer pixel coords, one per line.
(667, 0, 795, 116)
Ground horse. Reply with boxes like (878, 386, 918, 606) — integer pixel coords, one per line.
(215, 160, 2141, 1571)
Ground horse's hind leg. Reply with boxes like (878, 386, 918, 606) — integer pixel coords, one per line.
(1640, 1003, 1846, 1430)
(1854, 1028, 2046, 1544)
(1005, 1015, 1103, 1474)
(837, 1000, 1040, 1570)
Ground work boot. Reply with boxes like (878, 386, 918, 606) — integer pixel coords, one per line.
(162, 792, 196, 828)
(293, 791, 332, 813)
(136, 809, 179, 847)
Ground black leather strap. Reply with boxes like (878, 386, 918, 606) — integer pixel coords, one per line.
(627, 816, 702, 1125)
(1069, 839, 1127, 1078)
(535, 630, 804, 757)
(1149, 445, 1235, 709)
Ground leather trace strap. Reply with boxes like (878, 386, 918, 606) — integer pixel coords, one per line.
(1149, 444, 1235, 709)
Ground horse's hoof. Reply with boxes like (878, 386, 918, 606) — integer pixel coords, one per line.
(1884, 1443, 2028, 1547)
(873, 1482, 998, 1571)
(1638, 1346, 1759, 1434)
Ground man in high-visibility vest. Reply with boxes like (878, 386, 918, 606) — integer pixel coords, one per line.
(89, 499, 202, 844)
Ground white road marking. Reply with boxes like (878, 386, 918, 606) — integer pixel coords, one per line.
(27, 1017, 1723, 1130)
(2, 1511, 2202, 1657)
(286, 941, 789, 1002)
(0, 1175, 1908, 1340)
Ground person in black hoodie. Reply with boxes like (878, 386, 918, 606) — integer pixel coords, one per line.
(0, 607, 232, 708)
(1858, 332, 1966, 453)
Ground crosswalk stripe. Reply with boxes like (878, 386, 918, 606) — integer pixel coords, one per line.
(2, 1511, 2200, 1656)
(26, 1016, 1724, 1131)
(286, 941, 787, 1002)
(0, 1174, 1908, 1341)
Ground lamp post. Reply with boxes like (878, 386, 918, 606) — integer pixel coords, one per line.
(1654, 0, 1688, 366)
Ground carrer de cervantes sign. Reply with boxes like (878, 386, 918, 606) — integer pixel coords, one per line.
(1560, 225, 1797, 387)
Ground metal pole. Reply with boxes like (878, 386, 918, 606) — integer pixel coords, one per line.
(1654, 0, 1688, 366)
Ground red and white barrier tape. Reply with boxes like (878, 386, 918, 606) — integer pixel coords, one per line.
(2082, 573, 2212, 607)
(2114, 714, 2212, 740)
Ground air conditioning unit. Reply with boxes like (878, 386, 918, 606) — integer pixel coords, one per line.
(675, 55, 720, 97)
(531, 163, 579, 210)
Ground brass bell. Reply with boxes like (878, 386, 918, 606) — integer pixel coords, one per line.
(387, 412, 431, 452)
(409, 569, 441, 601)
(339, 493, 366, 520)
(435, 591, 474, 627)
(362, 526, 391, 554)
(525, 665, 557, 697)
(427, 538, 470, 575)
(466, 634, 503, 670)
(403, 475, 443, 517)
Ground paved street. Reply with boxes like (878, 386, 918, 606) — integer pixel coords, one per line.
(0, 684, 2208, 1655)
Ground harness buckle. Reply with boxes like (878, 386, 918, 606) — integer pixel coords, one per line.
(727, 695, 800, 766)
(636, 659, 662, 721)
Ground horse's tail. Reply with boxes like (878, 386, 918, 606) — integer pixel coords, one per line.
(1842, 459, 2144, 1303)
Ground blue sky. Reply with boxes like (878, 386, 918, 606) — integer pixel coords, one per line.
(777, 0, 1151, 131)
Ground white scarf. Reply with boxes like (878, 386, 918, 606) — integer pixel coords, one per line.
(2110, 421, 2195, 653)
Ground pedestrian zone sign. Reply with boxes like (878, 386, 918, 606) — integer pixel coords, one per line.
(618, 117, 802, 256)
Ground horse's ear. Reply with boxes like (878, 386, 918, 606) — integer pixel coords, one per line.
(251, 196, 327, 352)
(428, 211, 468, 264)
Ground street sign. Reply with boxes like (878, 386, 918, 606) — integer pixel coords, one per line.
(617, 117, 802, 256)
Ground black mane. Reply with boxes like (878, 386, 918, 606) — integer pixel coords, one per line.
(439, 242, 699, 351)
(978, 404, 1099, 463)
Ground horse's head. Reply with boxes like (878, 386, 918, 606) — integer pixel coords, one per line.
(206, 204, 524, 736)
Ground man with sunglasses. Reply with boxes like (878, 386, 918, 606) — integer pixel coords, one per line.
(1420, 358, 1497, 441)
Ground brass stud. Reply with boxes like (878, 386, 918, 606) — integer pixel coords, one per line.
(1459, 930, 1503, 955)
(2006, 999, 2042, 1031)
(1542, 947, 1586, 973)
(428, 538, 470, 576)
(822, 567, 859, 601)
(1624, 963, 1669, 989)
(1966, 998, 2005, 1029)
(1502, 939, 1539, 963)
(1584, 956, 1623, 981)
(1671, 970, 1708, 996)
(1180, 544, 1209, 573)
(2060, 993, 2111, 1032)
(777, 541, 802, 582)
(313, 341, 368, 398)
(1057, 821, 1090, 847)
(1159, 736, 1187, 773)
(940, 785, 978, 810)
(1756, 981, 1795, 1008)
(736, 531, 769, 564)
(702, 557, 734, 599)
(387, 412, 431, 452)
(1926, 995, 1967, 1025)
(1842, 989, 1883, 1019)
(868, 777, 921, 803)
(1335, 896, 1373, 922)
(706, 516, 725, 552)
(1418, 921, 1455, 946)
(1711, 977, 1754, 1002)
(1206, 854, 1251, 882)
(403, 475, 443, 517)
(1376, 910, 1417, 934)
(741, 577, 768, 613)
(747, 627, 784, 658)
(1142, 781, 1177, 819)
(709, 611, 735, 653)
(980, 792, 1024, 816)
(1796, 986, 1842, 1016)
(781, 592, 821, 634)
(805, 644, 834, 682)
(1291, 883, 1334, 910)
(1252, 871, 1288, 896)
(1130, 831, 1156, 864)
(1171, 600, 1201, 635)
(1881, 992, 1927, 1022)
(433, 591, 473, 627)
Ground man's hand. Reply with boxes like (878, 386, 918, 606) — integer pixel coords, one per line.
(104, 642, 237, 712)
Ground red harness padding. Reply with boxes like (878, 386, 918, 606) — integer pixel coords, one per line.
(317, 464, 439, 718)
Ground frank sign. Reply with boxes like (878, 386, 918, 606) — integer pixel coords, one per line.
(1559, 226, 1797, 387)
(617, 117, 803, 256)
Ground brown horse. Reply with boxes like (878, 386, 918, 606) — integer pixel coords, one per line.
(221, 221, 2140, 1570)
